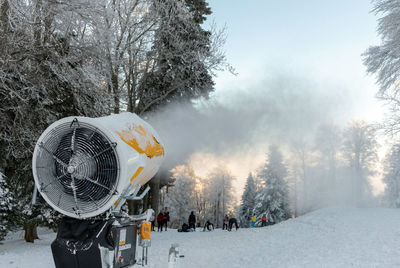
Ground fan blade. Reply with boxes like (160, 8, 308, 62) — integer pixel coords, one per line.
(82, 175, 112, 191)
(39, 143, 68, 168)
(70, 175, 80, 212)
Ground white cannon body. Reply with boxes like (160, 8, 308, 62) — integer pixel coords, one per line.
(32, 112, 165, 219)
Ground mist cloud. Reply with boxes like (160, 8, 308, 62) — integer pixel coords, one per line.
(148, 73, 353, 169)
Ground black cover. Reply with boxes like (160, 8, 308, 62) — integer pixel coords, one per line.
(51, 217, 114, 268)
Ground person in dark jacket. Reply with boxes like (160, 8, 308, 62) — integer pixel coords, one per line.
(162, 211, 169, 231)
(151, 218, 155, 231)
(203, 220, 214, 231)
(188, 211, 196, 231)
(178, 221, 190, 232)
(223, 215, 229, 230)
(228, 217, 239, 231)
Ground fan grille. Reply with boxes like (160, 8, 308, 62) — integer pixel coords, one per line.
(35, 119, 119, 217)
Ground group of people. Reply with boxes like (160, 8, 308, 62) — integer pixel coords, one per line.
(179, 211, 198, 232)
(156, 209, 170, 232)
(178, 211, 216, 232)
(222, 215, 239, 231)
(179, 212, 240, 232)
(251, 213, 268, 227)
(155, 210, 269, 232)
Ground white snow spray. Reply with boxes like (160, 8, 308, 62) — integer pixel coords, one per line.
(147, 72, 379, 209)
(148, 73, 352, 169)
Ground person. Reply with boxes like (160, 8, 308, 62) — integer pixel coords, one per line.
(223, 215, 229, 230)
(157, 211, 164, 232)
(162, 211, 170, 231)
(188, 211, 196, 231)
(261, 214, 267, 227)
(228, 217, 239, 231)
(178, 221, 190, 232)
(203, 220, 214, 231)
(251, 214, 256, 228)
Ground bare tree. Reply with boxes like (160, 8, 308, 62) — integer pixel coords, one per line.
(204, 166, 236, 227)
(314, 123, 342, 201)
(363, 0, 400, 135)
(342, 121, 378, 205)
(382, 143, 400, 207)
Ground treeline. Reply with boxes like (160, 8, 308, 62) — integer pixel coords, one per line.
(0, 0, 229, 241)
(161, 165, 236, 229)
(239, 120, 380, 227)
(163, 120, 381, 229)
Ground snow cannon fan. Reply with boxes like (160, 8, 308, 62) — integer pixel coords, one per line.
(32, 112, 165, 219)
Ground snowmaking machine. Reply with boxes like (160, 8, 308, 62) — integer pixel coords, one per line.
(32, 112, 165, 267)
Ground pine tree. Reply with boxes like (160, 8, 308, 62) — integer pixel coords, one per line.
(254, 145, 291, 225)
(383, 144, 400, 207)
(239, 173, 256, 228)
(137, 0, 214, 114)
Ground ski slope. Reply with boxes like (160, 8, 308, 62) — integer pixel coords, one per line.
(1, 207, 400, 267)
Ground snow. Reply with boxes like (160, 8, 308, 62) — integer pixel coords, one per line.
(1, 207, 400, 267)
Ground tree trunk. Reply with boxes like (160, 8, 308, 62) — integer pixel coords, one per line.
(112, 72, 119, 114)
(149, 174, 160, 214)
(143, 192, 149, 210)
(128, 200, 142, 215)
(33, 0, 42, 47)
(0, 0, 9, 55)
(24, 222, 38, 243)
(128, 200, 135, 215)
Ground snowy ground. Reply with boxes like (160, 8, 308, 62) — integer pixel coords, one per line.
(1, 207, 400, 268)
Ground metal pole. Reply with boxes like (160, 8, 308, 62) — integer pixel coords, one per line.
(146, 247, 148, 265)
(142, 247, 144, 266)
(31, 184, 38, 206)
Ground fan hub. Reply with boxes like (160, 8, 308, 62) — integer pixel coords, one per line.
(67, 165, 76, 174)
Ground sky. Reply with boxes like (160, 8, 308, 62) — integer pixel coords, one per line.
(149, 1, 388, 197)
(207, 0, 382, 120)
(185, 0, 387, 194)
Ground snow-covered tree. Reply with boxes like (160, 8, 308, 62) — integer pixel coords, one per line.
(363, 0, 400, 135)
(0, 0, 232, 237)
(363, 0, 400, 94)
(238, 173, 256, 228)
(0, 0, 112, 242)
(164, 165, 197, 227)
(315, 124, 342, 172)
(137, 0, 215, 114)
(313, 124, 343, 207)
(289, 139, 314, 215)
(342, 121, 378, 205)
(0, 172, 18, 241)
(163, 164, 236, 228)
(383, 144, 400, 207)
(202, 166, 236, 227)
(254, 145, 290, 225)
